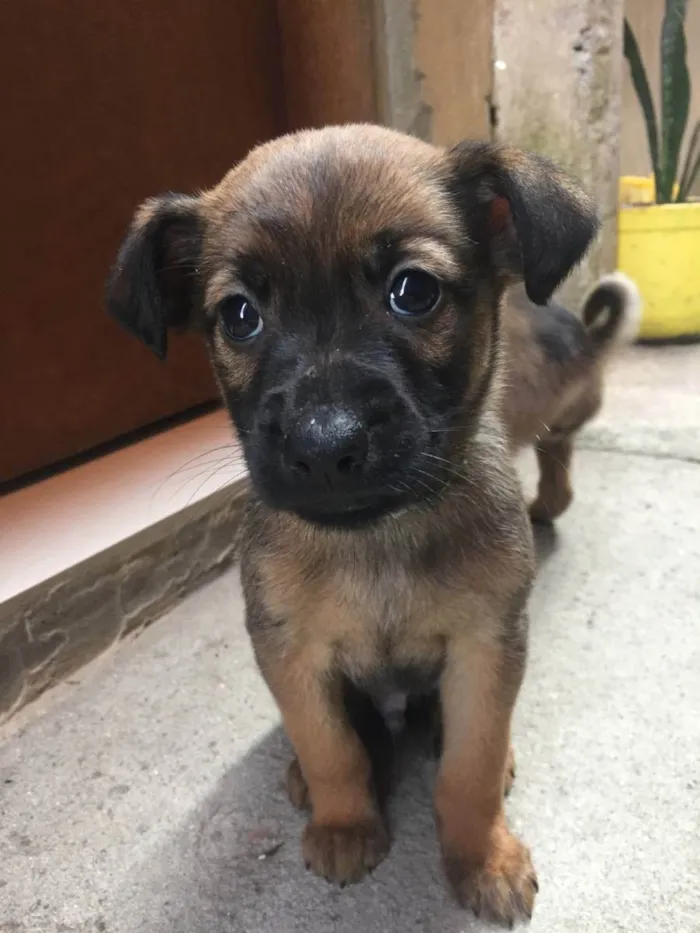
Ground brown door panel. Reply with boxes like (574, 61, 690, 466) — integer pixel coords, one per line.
(1, 1, 286, 483)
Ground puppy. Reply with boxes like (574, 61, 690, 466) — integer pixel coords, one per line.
(501, 274, 641, 522)
(107, 125, 598, 924)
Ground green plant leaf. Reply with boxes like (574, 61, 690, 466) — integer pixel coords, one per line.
(660, 0, 690, 202)
(678, 119, 700, 200)
(624, 19, 662, 198)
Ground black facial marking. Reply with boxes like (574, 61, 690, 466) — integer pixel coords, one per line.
(185, 141, 517, 527)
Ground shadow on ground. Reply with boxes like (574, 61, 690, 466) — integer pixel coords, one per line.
(532, 522, 559, 567)
(125, 723, 504, 933)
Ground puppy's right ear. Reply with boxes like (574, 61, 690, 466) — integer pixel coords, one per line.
(449, 142, 599, 305)
(106, 194, 202, 359)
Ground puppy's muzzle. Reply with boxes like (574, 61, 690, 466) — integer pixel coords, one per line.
(251, 367, 425, 524)
(284, 405, 368, 491)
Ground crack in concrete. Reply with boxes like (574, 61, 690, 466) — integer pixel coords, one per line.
(577, 441, 700, 467)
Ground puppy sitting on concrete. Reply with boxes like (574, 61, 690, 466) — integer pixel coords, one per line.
(502, 273, 641, 522)
(107, 125, 599, 925)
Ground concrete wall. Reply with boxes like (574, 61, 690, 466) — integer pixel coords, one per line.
(374, 0, 494, 143)
(493, 0, 625, 306)
(276, 0, 495, 143)
(621, 0, 700, 195)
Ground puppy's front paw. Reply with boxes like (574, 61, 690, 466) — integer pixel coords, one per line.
(302, 817, 389, 885)
(444, 827, 538, 925)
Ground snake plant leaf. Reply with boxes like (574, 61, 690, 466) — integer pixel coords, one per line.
(624, 19, 662, 199)
(678, 119, 700, 201)
(660, 0, 690, 202)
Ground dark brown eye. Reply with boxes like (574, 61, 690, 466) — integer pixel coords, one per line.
(218, 295, 263, 342)
(388, 270, 441, 317)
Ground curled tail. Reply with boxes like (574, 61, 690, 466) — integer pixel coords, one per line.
(582, 271, 643, 350)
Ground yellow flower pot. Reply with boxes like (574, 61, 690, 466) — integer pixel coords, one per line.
(617, 179, 700, 341)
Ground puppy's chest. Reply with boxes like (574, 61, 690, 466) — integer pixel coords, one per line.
(328, 583, 446, 698)
(265, 557, 446, 677)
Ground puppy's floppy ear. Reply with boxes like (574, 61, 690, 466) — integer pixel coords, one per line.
(106, 194, 202, 359)
(449, 142, 599, 304)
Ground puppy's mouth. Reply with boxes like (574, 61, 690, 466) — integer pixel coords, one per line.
(253, 466, 448, 529)
(292, 492, 406, 529)
(243, 417, 458, 529)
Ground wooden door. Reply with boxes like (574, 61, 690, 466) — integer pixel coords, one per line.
(1, 1, 286, 484)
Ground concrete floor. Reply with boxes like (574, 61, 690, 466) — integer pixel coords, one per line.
(1, 345, 699, 933)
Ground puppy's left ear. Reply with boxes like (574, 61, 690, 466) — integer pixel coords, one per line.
(106, 194, 202, 359)
(449, 142, 599, 304)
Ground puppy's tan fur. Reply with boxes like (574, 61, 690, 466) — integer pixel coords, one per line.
(106, 125, 602, 924)
(243, 412, 535, 912)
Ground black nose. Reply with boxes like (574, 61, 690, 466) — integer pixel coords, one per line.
(284, 407, 368, 486)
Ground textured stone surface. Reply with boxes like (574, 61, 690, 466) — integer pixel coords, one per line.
(0, 345, 699, 932)
(0, 482, 247, 721)
(377, 0, 494, 142)
(493, 0, 625, 305)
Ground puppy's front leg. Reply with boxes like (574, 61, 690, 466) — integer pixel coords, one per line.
(436, 625, 537, 924)
(260, 647, 389, 885)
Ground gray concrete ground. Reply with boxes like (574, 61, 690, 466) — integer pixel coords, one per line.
(1, 345, 699, 933)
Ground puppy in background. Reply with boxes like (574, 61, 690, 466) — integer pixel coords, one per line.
(107, 125, 599, 925)
(502, 273, 642, 522)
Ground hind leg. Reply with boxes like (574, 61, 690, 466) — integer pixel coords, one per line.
(529, 435, 574, 523)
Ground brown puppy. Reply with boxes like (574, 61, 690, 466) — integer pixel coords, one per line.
(501, 274, 641, 522)
(107, 125, 598, 924)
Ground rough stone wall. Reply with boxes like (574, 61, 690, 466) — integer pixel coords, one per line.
(375, 0, 494, 143)
(493, 0, 625, 306)
(0, 484, 247, 722)
(275, 0, 494, 144)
